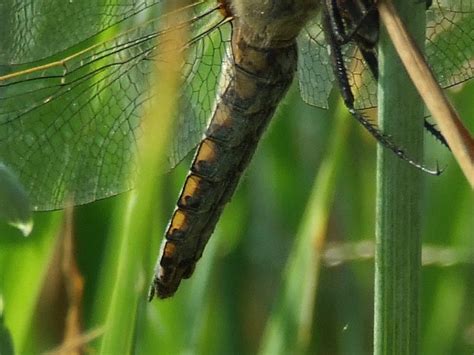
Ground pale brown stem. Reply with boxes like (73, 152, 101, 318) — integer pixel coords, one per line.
(378, 0, 474, 187)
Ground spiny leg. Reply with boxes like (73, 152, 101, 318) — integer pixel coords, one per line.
(359, 45, 450, 149)
(325, 0, 378, 45)
(326, 0, 449, 151)
(322, 7, 440, 175)
(424, 120, 450, 148)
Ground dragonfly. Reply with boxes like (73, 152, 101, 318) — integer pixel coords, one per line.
(0, 0, 472, 298)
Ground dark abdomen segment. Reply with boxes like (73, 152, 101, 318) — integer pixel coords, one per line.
(150, 26, 298, 299)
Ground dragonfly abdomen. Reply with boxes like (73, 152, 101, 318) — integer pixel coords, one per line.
(151, 28, 299, 299)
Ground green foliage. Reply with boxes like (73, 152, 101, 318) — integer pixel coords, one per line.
(1, 82, 472, 353)
(0, 164, 32, 236)
(0, 1, 473, 354)
(0, 213, 63, 353)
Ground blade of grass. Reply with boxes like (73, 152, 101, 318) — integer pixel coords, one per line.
(422, 155, 473, 353)
(374, 0, 426, 353)
(0, 297, 14, 355)
(136, 227, 221, 354)
(258, 98, 350, 354)
(97, 3, 184, 352)
(87, 194, 132, 336)
(0, 163, 32, 236)
(0, 211, 64, 353)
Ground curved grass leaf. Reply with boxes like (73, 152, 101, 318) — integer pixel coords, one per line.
(0, 297, 14, 355)
(259, 99, 350, 354)
(0, 163, 32, 236)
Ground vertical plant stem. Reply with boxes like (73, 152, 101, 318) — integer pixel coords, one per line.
(98, 2, 183, 352)
(374, 0, 426, 353)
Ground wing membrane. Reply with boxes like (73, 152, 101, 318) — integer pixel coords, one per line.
(297, 0, 474, 110)
(0, 0, 229, 210)
(0, 0, 472, 210)
(426, 0, 474, 87)
(0, 0, 171, 64)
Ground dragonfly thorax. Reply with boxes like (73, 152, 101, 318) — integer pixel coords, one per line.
(231, 0, 319, 47)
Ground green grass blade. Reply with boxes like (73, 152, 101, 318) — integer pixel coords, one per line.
(0, 163, 32, 236)
(374, 0, 426, 353)
(421, 83, 474, 354)
(0, 212, 63, 353)
(96, 194, 154, 353)
(259, 99, 350, 354)
(0, 297, 14, 355)
(136, 229, 221, 354)
(97, 9, 183, 352)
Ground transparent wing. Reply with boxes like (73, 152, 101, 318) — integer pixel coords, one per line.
(297, 14, 334, 109)
(297, 13, 377, 110)
(0, 0, 230, 210)
(427, 0, 474, 87)
(0, 0, 169, 64)
(297, 0, 474, 110)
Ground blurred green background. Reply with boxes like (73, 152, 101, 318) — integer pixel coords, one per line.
(0, 1, 473, 353)
(1, 80, 473, 354)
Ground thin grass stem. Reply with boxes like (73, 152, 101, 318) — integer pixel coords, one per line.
(259, 98, 350, 354)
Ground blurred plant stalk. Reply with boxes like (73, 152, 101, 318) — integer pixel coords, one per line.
(98, 1, 185, 353)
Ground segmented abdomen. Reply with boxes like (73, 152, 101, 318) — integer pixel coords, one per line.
(151, 25, 298, 298)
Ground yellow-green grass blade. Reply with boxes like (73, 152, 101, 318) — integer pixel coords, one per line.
(0, 212, 63, 353)
(259, 98, 350, 354)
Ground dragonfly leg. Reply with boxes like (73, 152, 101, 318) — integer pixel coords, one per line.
(424, 120, 450, 148)
(325, 0, 378, 45)
(359, 47, 379, 79)
(325, 0, 349, 44)
(322, 9, 440, 175)
(361, 43, 450, 149)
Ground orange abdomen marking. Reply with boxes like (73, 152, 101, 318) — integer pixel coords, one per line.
(150, 21, 299, 299)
